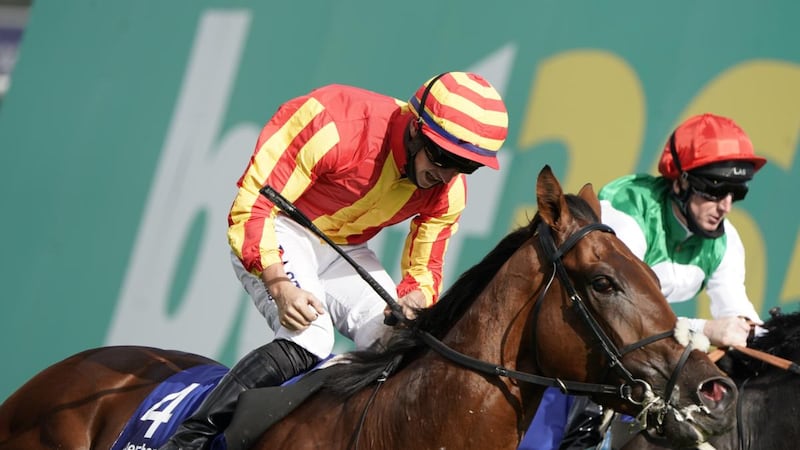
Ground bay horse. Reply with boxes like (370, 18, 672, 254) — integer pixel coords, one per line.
(619, 309, 800, 450)
(0, 166, 737, 450)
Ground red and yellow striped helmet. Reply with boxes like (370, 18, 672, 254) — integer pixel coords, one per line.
(409, 72, 508, 169)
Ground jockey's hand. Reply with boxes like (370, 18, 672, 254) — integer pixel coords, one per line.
(704, 316, 752, 348)
(384, 290, 428, 321)
(268, 279, 325, 331)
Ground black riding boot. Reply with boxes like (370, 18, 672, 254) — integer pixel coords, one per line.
(158, 339, 319, 450)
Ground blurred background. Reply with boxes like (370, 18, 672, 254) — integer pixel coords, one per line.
(0, 0, 27, 102)
(1, 1, 798, 402)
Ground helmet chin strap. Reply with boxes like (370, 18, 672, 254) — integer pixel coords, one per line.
(670, 188, 725, 239)
(405, 74, 448, 189)
(405, 156, 420, 187)
(403, 122, 422, 187)
(667, 133, 724, 239)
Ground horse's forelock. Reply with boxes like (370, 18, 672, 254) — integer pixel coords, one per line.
(564, 193, 600, 224)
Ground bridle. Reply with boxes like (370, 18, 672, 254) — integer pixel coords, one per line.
(414, 220, 699, 430)
(348, 218, 705, 449)
(536, 220, 701, 428)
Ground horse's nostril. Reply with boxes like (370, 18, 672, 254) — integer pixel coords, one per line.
(697, 376, 736, 409)
(701, 380, 727, 402)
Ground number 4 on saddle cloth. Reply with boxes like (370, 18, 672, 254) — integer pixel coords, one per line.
(110, 357, 334, 450)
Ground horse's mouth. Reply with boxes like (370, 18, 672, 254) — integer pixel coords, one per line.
(643, 423, 718, 450)
(653, 405, 714, 443)
(640, 376, 737, 448)
(646, 398, 735, 448)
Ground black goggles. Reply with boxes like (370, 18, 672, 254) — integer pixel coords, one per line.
(420, 133, 482, 174)
(685, 173, 749, 202)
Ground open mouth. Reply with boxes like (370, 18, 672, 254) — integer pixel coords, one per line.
(424, 171, 442, 186)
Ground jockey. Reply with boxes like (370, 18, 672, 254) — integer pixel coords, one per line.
(602, 112, 766, 343)
(522, 113, 768, 450)
(160, 72, 508, 450)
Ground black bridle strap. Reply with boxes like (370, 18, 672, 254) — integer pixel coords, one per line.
(538, 221, 687, 404)
(618, 330, 674, 355)
(419, 331, 619, 395)
(549, 222, 614, 260)
(537, 222, 641, 386)
(349, 355, 403, 450)
(662, 342, 694, 406)
(567, 290, 637, 384)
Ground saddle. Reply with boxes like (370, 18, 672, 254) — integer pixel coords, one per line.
(224, 368, 331, 450)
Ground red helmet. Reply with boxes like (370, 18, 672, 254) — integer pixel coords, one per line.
(409, 72, 508, 169)
(658, 113, 767, 180)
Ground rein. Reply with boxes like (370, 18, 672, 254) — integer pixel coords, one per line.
(419, 331, 619, 395)
(709, 345, 800, 376)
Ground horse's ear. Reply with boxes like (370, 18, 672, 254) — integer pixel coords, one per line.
(536, 165, 571, 228)
(578, 183, 601, 219)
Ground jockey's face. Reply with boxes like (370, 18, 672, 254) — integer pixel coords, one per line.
(686, 190, 734, 233)
(405, 121, 465, 189)
(673, 177, 735, 234)
(413, 147, 461, 189)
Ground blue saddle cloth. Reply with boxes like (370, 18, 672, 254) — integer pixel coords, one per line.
(110, 355, 334, 450)
(518, 387, 574, 450)
(110, 364, 229, 450)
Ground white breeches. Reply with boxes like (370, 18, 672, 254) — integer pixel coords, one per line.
(231, 215, 396, 358)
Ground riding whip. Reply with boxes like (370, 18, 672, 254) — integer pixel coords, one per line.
(259, 185, 406, 325)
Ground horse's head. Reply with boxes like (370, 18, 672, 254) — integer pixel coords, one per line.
(529, 166, 737, 448)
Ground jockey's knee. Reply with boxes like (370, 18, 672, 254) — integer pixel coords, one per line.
(277, 319, 335, 359)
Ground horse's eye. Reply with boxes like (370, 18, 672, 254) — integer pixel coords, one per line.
(591, 276, 614, 294)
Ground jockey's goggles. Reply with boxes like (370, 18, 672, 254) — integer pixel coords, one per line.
(685, 173, 749, 202)
(420, 132, 483, 174)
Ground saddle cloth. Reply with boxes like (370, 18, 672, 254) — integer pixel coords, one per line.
(110, 355, 335, 450)
(110, 364, 229, 450)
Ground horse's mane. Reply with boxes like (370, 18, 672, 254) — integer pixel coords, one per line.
(321, 194, 599, 397)
(751, 310, 800, 355)
(718, 309, 800, 378)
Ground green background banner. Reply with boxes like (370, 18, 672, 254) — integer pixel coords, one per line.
(1, 1, 799, 401)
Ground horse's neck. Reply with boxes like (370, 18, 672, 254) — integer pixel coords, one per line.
(373, 244, 547, 442)
(450, 255, 540, 364)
